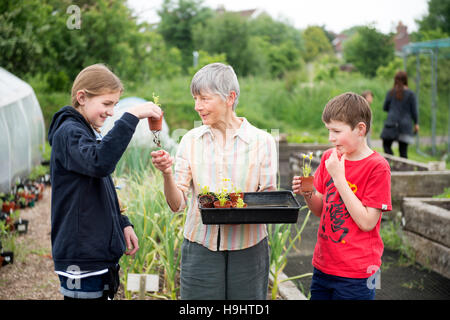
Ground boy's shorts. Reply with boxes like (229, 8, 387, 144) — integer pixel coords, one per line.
(310, 267, 377, 300)
(58, 273, 109, 299)
(57, 264, 120, 299)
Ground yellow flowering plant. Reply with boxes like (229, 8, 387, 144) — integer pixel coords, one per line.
(302, 152, 313, 177)
(217, 188, 229, 206)
(198, 184, 211, 196)
(235, 197, 246, 208)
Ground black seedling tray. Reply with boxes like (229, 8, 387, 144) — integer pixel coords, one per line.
(200, 191, 301, 224)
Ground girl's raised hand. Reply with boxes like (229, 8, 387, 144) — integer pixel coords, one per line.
(128, 102, 162, 120)
(151, 149, 173, 175)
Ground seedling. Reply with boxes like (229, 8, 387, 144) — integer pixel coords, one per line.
(302, 152, 313, 177)
(149, 93, 164, 148)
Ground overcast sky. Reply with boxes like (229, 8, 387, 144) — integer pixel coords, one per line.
(126, 0, 429, 34)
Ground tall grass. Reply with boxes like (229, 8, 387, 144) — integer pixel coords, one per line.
(115, 167, 184, 299)
(37, 73, 448, 144)
(268, 207, 312, 300)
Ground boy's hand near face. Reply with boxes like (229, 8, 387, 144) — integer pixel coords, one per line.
(325, 148, 346, 182)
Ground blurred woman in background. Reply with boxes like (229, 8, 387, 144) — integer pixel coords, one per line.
(380, 71, 419, 158)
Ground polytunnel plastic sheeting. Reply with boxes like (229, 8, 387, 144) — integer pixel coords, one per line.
(101, 97, 178, 155)
(0, 114, 11, 192)
(0, 68, 33, 107)
(3, 101, 30, 182)
(22, 94, 46, 166)
(0, 67, 46, 193)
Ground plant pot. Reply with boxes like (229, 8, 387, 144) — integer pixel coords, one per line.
(200, 191, 301, 224)
(1, 251, 14, 266)
(5, 216, 15, 232)
(17, 191, 26, 198)
(198, 194, 215, 208)
(18, 198, 27, 208)
(231, 202, 247, 208)
(43, 174, 51, 185)
(229, 192, 244, 204)
(148, 111, 164, 131)
(213, 200, 232, 208)
(2, 202, 15, 213)
(14, 219, 28, 234)
(300, 175, 314, 193)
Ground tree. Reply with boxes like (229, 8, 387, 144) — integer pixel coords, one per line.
(192, 11, 251, 76)
(0, 0, 183, 90)
(416, 0, 450, 34)
(267, 40, 303, 78)
(0, 0, 54, 76)
(343, 26, 394, 77)
(302, 26, 333, 62)
(193, 11, 304, 78)
(157, 0, 213, 70)
(247, 13, 304, 52)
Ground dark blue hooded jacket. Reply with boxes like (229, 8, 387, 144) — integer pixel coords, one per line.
(48, 106, 139, 271)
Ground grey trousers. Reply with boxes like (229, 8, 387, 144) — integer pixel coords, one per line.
(180, 237, 270, 300)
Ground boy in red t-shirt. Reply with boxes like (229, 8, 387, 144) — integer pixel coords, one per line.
(293, 92, 392, 300)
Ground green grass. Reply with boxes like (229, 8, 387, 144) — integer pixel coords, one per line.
(33, 73, 448, 151)
(433, 187, 450, 198)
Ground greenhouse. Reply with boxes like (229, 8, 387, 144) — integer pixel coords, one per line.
(0, 68, 46, 193)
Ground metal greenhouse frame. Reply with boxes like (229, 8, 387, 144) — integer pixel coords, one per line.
(401, 37, 450, 156)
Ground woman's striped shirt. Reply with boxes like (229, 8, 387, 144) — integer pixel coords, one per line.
(174, 117, 278, 251)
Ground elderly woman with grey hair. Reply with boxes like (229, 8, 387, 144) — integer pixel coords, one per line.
(151, 63, 278, 300)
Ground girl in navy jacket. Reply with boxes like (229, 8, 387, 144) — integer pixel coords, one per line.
(48, 64, 162, 299)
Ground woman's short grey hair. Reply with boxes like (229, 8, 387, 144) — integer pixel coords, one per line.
(190, 63, 240, 111)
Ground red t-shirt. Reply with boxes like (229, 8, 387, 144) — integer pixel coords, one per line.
(312, 149, 392, 278)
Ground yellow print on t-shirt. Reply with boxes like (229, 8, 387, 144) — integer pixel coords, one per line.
(347, 180, 357, 194)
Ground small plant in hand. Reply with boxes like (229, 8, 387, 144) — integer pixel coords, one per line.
(300, 152, 314, 193)
(149, 92, 164, 147)
(302, 152, 313, 177)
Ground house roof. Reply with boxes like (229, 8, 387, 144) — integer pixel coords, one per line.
(215, 5, 263, 19)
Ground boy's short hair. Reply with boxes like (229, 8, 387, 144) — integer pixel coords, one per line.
(190, 62, 240, 110)
(322, 92, 372, 135)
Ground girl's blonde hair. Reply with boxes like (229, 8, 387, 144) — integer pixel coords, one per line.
(71, 64, 123, 108)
